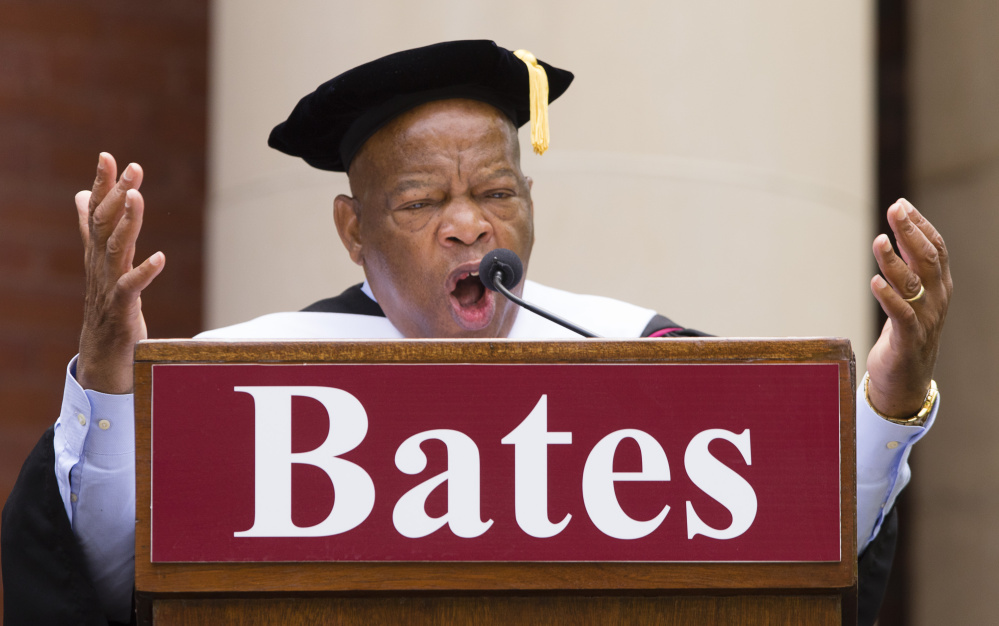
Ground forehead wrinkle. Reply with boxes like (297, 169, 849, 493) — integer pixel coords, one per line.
(350, 99, 523, 201)
(481, 163, 519, 179)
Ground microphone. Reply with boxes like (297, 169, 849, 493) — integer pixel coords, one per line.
(478, 249, 601, 338)
(479, 248, 524, 292)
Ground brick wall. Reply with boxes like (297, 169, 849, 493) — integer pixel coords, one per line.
(0, 1, 207, 615)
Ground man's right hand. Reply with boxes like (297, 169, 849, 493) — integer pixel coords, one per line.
(75, 153, 165, 394)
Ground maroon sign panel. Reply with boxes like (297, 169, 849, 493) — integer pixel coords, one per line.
(150, 363, 841, 563)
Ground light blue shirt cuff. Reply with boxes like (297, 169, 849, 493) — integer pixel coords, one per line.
(52, 354, 137, 623)
(855, 374, 938, 554)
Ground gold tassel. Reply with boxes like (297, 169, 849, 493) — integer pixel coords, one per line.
(513, 49, 550, 155)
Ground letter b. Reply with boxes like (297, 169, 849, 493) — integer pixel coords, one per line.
(233, 386, 375, 537)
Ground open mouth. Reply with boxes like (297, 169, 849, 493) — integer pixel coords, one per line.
(453, 271, 484, 306)
(448, 268, 495, 330)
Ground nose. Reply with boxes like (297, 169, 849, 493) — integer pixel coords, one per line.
(438, 198, 492, 247)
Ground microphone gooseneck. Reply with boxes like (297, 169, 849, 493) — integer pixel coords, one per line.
(478, 249, 601, 339)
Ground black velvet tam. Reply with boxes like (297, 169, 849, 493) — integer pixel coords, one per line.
(268, 40, 574, 172)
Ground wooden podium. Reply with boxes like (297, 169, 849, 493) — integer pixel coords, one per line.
(133, 338, 857, 625)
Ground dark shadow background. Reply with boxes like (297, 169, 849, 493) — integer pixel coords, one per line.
(876, 0, 912, 623)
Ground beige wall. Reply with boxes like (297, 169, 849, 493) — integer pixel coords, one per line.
(201, 1, 999, 620)
(207, 1, 875, 373)
(910, 1, 999, 623)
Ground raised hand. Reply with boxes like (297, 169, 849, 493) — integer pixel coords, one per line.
(866, 198, 952, 419)
(75, 153, 165, 394)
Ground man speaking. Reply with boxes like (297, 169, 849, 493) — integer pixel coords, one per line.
(2, 41, 951, 625)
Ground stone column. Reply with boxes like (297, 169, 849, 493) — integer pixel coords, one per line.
(909, 1, 999, 622)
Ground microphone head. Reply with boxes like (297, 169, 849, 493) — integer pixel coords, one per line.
(479, 248, 524, 292)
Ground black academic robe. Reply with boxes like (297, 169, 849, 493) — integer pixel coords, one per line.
(1, 284, 896, 625)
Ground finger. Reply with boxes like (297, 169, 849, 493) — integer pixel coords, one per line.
(88, 152, 117, 216)
(105, 189, 144, 274)
(871, 274, 919, 335)
(898, 198, 951, 281)
(114, 251, 165, 302)
(887, 200, 941, 280)
(873, 233, 923, 300)
(75, 190, 92, 251)
(92, 162, 144, 246)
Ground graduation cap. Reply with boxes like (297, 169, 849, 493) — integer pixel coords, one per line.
(268, 40, 574, 172)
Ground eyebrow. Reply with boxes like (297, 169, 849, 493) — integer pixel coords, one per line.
(389, 178, 436, 195)
(387, 165, 519, 196)
(484, 167, 518, 181)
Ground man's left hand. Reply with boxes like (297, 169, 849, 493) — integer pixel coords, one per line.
(866, 198, 953, 419)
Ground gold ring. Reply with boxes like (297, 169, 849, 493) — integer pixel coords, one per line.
(904, 284, 926, 303)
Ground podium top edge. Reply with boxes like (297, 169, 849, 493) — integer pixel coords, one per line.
(134, 338, 853, 364)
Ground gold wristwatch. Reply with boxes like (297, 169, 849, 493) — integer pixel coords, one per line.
(863, 371, 938, 426)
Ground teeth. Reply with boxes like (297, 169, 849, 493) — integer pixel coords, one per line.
(470, 271, 479, 277)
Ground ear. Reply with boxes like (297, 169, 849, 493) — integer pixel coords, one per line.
(333, 194, 364, 266)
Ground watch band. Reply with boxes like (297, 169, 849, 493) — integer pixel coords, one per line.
(863, 371, 938, 426)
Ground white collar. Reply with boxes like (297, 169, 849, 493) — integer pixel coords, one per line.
(361, 280, 377, 302)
